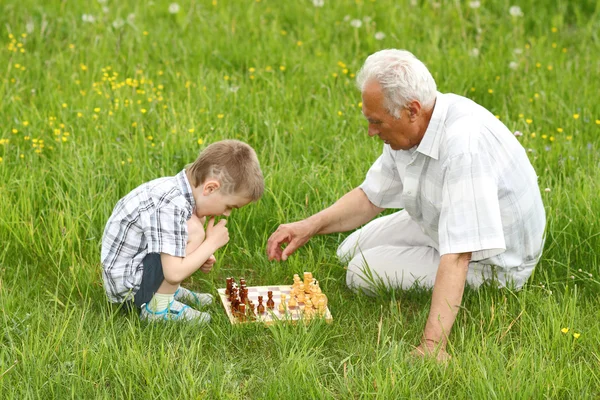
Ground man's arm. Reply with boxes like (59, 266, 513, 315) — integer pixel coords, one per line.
(418, 252, 471, 358)
(267, 188, 384, 261)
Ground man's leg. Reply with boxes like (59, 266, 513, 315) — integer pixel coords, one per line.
(337, 210, 437, 262)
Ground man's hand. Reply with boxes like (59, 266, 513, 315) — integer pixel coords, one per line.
(267, 220, 316, 261)
(411, 340, 451, 363)
(200, 255, 216, 273)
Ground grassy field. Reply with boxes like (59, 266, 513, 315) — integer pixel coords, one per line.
(1, 0, 600, 398)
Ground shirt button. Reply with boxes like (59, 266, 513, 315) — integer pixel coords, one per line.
(406, 191, 412, 195)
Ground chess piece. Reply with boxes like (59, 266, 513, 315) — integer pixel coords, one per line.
(266, 291, 275, 310)
(226, 277, 233, 295)
(240, 278, 246, 286)
(303, 298, 314, 318)
(238, 303, 246, 322)
(278, 294, 287, 312)
(303, 272, 313, 292)
(315, 294, 327, 315)
(257, 296, 265, 314)
(297, 289, 305, 303)
(288, 295, 297, 308)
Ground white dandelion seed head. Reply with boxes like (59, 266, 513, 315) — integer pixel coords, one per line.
(26, 20, 34, 33)
(509, 5, 523, 17)
(544, 188, 551, 192)
(469, 1, 481, 9)
(350, 19, 362, 28)
(168, 3, 181, 14)
(470, 48, 480, 57)
(410, 0, 418, 5)
(127, 13, 136, 23)
(343, 15, 351, 22)
(312, 0, 325, 7)
(374, 31, 386, 40)
(363, 16, 372, 23)
(112, 18, 125, 29)
(514, 130, 523, 137)
(102, 6, 109, 13)
(509, 61, 518, 70)
(513, 48, 523, 54)
(82, 14, 96, 23)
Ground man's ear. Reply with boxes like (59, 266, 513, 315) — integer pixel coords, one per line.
(202, 179, 221, 196)
(407, 100, 422, 121)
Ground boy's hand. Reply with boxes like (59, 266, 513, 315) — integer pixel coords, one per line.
(205, 217, 229, 249)
(200, 255, 216, 273)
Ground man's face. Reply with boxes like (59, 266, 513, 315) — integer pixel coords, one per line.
(361, 80, 421, 151)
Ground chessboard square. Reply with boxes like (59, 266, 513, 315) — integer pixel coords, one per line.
(268, 286, 280, 291)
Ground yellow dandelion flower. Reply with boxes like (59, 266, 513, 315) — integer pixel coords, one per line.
(69, 44, 75, 49)
(121, 161, 125, 165)
(279, 66, 286, 71)
(518, 113, 524, 118)
(212, 0, 217, 6)
(77, 112, 83, 118)
(358, 102, 363, 108)
(62, 103, 67, 108)
(566, 135, 572, 140)
(561, 327, 569, 333)
(94, 108, 100, 113)
(542, 134, 548, 139)
(141, 109, 147, 114)
(488, 89, 493, 94)
(143, 31, 149, 36)
(530, 133, 536, 138)
(250, 75, 255, 80)
(12, 129, 18, 134)
(280, 30, 287, 35)
(188, 128, 195, 133)
(495, 115, 500, 119)
(552, 43, 557, 48)
(562, 48, 567, 53)
(343, 68, 348, 74)
(338, 111, 343, 116)
(63, 132, 69, 136)
(526, 119, 533, 124)
(0, 157, 2, 163)
(596, 120, 600, 125)
(132, 122, 137, 127)
(550, 136, 555, 142)
(146, 135, 153, 141)
(332, 73, 338, 78)
(197, 138, 203, 145)
(535, 62, 541, 68)
(23, 121, 29, 126)
(573, 333, 581, 339)
(128, 158, 133, 163)
(248, 67, 256, 73)
(350, 73, 355, 78)
(217, 114, 224, 119)
(547, 65, 553, 71)
(224, 75, 230, 80)
(62, 136, 68, 142)
(296, 41, 303, 46)
(20, 154, 24, 158)
(573, 114, 579, 119)
(80, 64, 88, 71)
(551, 27, 557, 33)
(470, 87, 475, 92)
(557, 127, 563, 133)
(534, 93, 539, 99)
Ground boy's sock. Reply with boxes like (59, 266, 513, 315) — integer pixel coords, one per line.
(147, 292, 174, 312)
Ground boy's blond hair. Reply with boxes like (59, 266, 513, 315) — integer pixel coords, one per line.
(187, 140, 264, 201)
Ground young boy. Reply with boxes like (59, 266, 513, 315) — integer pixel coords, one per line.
(101, 140, 264, 323)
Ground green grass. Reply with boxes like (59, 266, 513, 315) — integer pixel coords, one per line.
(1, 0, 600, 397)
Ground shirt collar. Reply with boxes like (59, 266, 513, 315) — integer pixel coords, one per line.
(415, 92, 448, 160)
(176, 169, 196, 210)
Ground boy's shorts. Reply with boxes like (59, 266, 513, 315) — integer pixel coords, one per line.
(133, 253, 164, 308)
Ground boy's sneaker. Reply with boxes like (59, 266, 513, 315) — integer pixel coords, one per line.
(174, 286, 213, 307)
(140, 300, 211, 324)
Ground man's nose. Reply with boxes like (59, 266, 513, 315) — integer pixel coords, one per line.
(368, 124, 379, 137)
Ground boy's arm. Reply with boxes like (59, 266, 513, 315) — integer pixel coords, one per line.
(161, 218, 229, 284)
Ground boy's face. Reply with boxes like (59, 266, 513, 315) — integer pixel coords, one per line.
(192, 180, 252, 218)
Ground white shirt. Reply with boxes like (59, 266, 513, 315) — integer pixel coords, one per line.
(360, 92, 546, 269)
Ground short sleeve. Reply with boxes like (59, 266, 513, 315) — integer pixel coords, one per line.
(359, 146, 405, 209)
(145, 205, 188, 257)
(438, 153, 506, 260)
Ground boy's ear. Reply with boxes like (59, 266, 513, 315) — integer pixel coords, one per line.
(202, 179, 221, 195)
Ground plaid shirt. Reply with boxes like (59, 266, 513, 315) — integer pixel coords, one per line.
(101, 169, 195, 303)
(360, 92, 546, 269)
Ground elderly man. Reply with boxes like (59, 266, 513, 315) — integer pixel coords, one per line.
(267, 49, 546, 360)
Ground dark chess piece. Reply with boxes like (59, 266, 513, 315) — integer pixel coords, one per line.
(238, 303, 246, 322)
(257, 296, 265, 314)
(266, 291, 275, 310)
(225, 277, 233, 295)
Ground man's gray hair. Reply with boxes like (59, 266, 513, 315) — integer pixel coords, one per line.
(356, 49, 437, 118)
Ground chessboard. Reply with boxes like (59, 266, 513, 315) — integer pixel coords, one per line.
(217, 285, 333, 325)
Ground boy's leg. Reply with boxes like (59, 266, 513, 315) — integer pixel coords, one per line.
(173, 214, 214, 307)
(134, 253, 210, 323)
